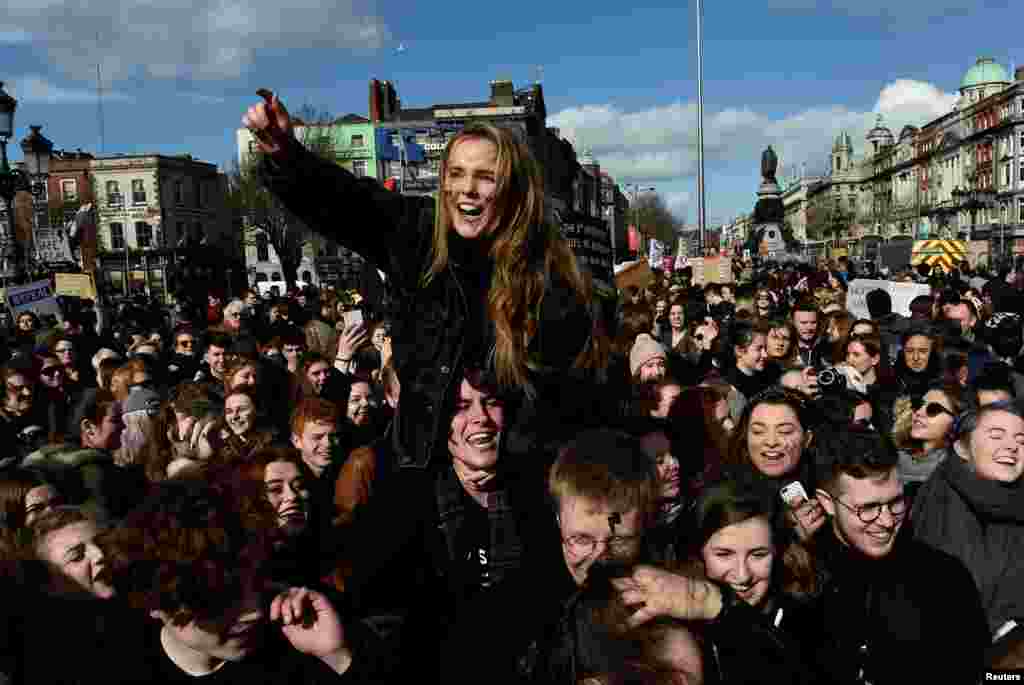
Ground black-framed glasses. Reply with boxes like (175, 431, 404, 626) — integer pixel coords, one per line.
(911, 398, 955, 418)
(561, 533, 640, 556)
(823, 491, 908, 523)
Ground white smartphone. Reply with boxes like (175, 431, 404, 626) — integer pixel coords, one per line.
(779, 481, 809, 508)
(345, 309, 364, 329)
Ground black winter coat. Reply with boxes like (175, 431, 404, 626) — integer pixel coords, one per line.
(261, 139, 592, 470)
(786, 527, 988, 685)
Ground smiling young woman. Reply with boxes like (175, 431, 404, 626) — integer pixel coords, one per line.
(913, 401, 1024, 644)
(246, 92, 593, 471)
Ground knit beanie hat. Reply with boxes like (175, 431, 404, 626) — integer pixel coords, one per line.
(630, 334, 667, 376)
(122, 386, 162, 418)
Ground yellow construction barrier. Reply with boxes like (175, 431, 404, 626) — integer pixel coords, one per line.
(910, 240, 967, 273)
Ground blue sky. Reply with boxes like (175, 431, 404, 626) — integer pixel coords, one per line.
(2, 0, 1021, 224)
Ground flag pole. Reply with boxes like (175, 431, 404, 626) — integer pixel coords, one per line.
(696, 0, 707, 255)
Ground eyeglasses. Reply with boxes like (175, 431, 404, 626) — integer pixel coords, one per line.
(823, 491, 908, 523)
(911, 398, 955, 419)
(40, 367, 62, 377)
(561, 533, 640, 556)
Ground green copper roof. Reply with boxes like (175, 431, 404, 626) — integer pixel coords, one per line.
(961, 58, 1010, 89)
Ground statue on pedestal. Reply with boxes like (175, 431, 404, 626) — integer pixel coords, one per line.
(761, 145, 778, 183)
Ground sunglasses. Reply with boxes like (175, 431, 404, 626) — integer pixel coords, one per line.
(911, 399, 955, 418)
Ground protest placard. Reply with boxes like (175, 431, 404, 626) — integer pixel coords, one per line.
(6, 280, 63, 321)
(847, 279, 930, 320)
(54, 273, 97, 300)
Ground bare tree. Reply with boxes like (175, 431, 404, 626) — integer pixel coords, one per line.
(631, 192, 682, 246)
(227, 104, 336, 290)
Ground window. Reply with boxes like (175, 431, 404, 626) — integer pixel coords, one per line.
(110, 222, 125, 250)
(352, 160, 367, 177)
(61, 179, 77, 201)
(131, 179, 146, 204)
(34, 208, 49, 229)
(254, 273, 268, 284)
(271, 272, 282, 282)
(1006, 164, 1012, 186)
(256, 233, 269, 262)
(1020, 131, 1024, 151)
(351, 134, 364, 147)
(1019, 198, 1024, 222)
(135, 221, 152, 248)
(106, 180, 121, 206)
(1020, 161, 1024, 183)
(174, 180, 184, 205)
(301, 270, 312, 283)
(176, 221, 185, 245)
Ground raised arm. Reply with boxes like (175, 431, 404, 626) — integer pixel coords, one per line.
(242, 91, 433, 285)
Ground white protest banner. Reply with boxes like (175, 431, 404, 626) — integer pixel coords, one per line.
(847, 279, 930, 320)
(6, 280, 63, 321)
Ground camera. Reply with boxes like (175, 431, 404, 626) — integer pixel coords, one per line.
(817, 367, 847, 392)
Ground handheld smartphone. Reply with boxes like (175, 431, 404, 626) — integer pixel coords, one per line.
(345, 309, 364, 329)
(779, 481, 809, 508)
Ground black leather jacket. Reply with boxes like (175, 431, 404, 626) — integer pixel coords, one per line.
(261, 139, 592, 469)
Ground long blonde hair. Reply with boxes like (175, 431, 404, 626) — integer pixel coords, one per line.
(424, 122, 590, 390)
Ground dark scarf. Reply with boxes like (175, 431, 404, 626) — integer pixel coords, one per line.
(893, 356, 940, 399)
(434, 463, 523, 593)
(912, 453, 1024, 634)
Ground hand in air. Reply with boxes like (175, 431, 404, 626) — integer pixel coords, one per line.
(242, 89, 294, 158)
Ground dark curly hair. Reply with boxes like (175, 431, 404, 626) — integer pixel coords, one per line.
(101, 479, 276, 627)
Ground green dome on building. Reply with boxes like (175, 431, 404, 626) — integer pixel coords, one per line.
(961, 57, 1010, 90)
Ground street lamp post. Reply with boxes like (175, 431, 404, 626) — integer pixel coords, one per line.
(20, 124, 53, 278)
(0, 82, 33, 287)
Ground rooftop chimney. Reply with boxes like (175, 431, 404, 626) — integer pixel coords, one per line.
(369, 79, 381, 123)
(489, 79, 515, 107)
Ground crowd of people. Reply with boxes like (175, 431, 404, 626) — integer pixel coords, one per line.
(0, 91, 1020, 684)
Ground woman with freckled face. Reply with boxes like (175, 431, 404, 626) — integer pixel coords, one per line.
(723, 388, 823, 543)
(246, 91, 594, 474)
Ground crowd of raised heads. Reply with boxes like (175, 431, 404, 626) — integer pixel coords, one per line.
(0, 96, 1019, 682)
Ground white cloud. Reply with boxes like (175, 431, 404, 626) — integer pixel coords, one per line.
(549, 78, 959, 191)
(3, 0, 389, 83)
(549, 79, 962, 219)
(7, 75, 135, 105)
